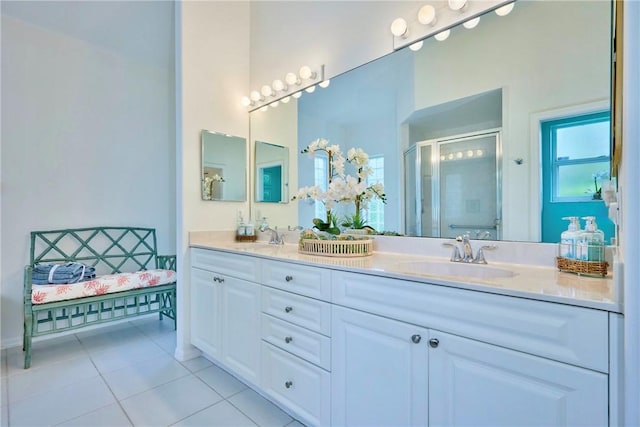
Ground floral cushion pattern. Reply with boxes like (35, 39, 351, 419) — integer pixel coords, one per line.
(31, 269, 176, 304)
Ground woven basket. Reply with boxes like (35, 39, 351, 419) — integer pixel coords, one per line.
(556, 256, 608, 277)
(298, 238, 373, 257)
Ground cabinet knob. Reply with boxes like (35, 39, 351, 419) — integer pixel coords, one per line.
(285, 380, 293, 389)
(285, 275, 293, 282)
(213, 276, 224, 283)
(285, 336, 293, 343)
(411, 334, 421, 344)
(429, 338, 439, 348)
(284, 306, 293, 313)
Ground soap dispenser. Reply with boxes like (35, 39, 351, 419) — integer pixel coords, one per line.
(560, 216, 581, 259)
(236, 211, 246, 237)
(577, 216, 605, 261)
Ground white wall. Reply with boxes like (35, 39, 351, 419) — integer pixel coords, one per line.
(0, 6, 176, 348)
(175, 0, 250, 360)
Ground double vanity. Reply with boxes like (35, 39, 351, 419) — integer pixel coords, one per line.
(189, 232, 620, 427)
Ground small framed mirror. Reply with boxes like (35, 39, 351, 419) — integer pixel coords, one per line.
(201, 130, 247, 201)
(255, 141, 289, 203)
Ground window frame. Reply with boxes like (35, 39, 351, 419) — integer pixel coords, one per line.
(544, 110, 611, 203)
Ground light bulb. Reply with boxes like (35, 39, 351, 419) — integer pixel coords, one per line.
(418, 5, 437, 26)
(292, 91, 302, 99)
(305, 85, 316, 93)
(261, 84, 273, 97)
(319, 80, 331, 88)
(463, 17, 480, 29)
(409, 41, 423, 51)
(285, 72, 300, 86)
(456, 152, 463, 159)
(448, 153, 454, 160)
(250, 90, 262, 102)
(259, 106, 269, 112)
(281, 96, 291, 103)
(495, 2, 514, 16)
(448, 0, 467, 11)
(476, 149, 484, 156)
(272, 79, 286, 92)
(270, 101, 279, 108)
(299, 65, 316, 80)
(440, 155, 446, 161)
(241, 96, 252, 107)
(467, 150, 474, 158)
(434, 29, 450, 41)
(390, 18, 408, 37)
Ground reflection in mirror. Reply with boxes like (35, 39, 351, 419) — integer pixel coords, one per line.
(250, 0, 613, 242)
(255, 141, 289, 203)
(201, 130, 247, 202)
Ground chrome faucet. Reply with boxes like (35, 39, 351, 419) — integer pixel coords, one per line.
(443, 233, 497, 264)
(259, 221, 284, 245)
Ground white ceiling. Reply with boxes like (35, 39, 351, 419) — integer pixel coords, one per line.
(1, 0, 174, 66)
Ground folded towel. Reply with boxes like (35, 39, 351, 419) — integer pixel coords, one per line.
(32, 262, 96, 285)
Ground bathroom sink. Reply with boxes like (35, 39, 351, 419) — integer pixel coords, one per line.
(228, 243, 292, 253)
(395, 261, 515, 280)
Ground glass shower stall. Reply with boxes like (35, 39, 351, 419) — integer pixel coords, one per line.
(404, 130, 502, 240)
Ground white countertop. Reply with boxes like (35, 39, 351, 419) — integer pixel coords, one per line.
(189, 232, 620, 313)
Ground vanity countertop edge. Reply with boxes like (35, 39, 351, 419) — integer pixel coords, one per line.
(189, 233, 620, 314)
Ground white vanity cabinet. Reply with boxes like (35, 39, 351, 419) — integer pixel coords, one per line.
(259, 260, 332, 427)
(428, 330, 608, 427)
(331, 305, 429, 426)
(190, 248, 261, 386)
(331, 271, 611, 427)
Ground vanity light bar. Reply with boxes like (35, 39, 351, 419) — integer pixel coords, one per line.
(390, 0, 515, 51)
(242, 65, 327, 112)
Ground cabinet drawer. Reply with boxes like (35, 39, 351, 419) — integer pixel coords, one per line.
(261, 342, 330, 427)
(262, 314, 331, 370)
(262, 260, 330, 301)
(332, 271, 609, 372)
(191, 248, 259, 282)
(262, 287, 331, 336)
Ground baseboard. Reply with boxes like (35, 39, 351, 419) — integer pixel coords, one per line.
(174, 344, 201, 361)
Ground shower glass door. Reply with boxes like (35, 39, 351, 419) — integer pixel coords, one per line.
(405, 130, 501, 239)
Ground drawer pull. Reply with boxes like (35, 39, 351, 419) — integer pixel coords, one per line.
(285, 336, 293, 343)
(411, 334, 422, 344)
(213, 276, 224, 283)
(429, 338, 439, 348)
(285, 275, 293, 282)
(285, 380, 293, 389)
(284, 306, 293, 313)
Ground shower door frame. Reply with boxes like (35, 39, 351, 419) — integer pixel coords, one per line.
(408, 128, 503, 239)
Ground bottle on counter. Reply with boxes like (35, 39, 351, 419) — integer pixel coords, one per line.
(236, 211, 246, 237)
(577, 216, 605, 261)
(560, 216, 581, 259)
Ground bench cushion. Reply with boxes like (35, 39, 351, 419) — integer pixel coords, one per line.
(31, 269, 176, 304)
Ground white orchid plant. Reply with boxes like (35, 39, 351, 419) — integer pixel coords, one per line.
(202, 174, 225, 200)
(293, 138, 386, 234)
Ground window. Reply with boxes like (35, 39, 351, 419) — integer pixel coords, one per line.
(365, 156, 385, 231)
(543, 111, 610, 202)
(314, 156, 328, 219)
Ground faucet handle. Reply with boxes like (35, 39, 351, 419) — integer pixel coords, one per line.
(288, 225, 303, 231)
(474, 245, 497, 264)
(442, 242, 462, 262)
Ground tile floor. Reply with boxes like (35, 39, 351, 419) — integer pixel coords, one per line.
(0, 317, 303, 427)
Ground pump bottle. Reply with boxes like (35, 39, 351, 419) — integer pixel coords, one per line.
(577, 216, 605, 261)
(560, 216, 581, 259)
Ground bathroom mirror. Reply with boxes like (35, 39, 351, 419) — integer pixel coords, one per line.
(249, 0, 613, 242)
(255, 141, 289, 203)
(201, 130, 247, 202)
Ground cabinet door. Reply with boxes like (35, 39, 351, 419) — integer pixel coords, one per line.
(190, 267, 222, 359)
(221, 277, 261, 386)
(429, 331, 608, 427)
(332, 306, 429, 427)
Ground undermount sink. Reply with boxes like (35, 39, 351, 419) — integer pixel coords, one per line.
(395, 260, 515, 280)
(229, 242, 290, 253)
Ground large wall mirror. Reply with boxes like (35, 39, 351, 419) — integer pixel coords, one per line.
(249, 0, 614, 242)
(201, 130, 247, 202)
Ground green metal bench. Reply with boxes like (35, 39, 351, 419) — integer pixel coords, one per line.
(23, 226, 176, 369)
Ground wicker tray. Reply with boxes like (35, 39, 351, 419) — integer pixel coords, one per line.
(556, 256, 608, 277)
(298, 238, 373, 257)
